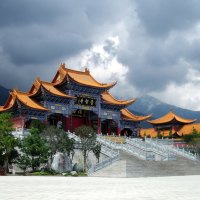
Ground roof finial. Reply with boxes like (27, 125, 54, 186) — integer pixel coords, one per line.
(85, 67, 90, 73)
(60, 63, 65, 69)
(36, 77, 40, 81)
(13, 87, 19, 92)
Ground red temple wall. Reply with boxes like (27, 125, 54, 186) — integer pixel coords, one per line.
(65, 117, 70, 131)
(71, 116, 85, 132)
(12, 117, 25, 129)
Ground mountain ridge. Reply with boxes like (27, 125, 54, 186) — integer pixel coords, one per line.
(129, 95, 200, 123)
(0, 85, 9, 105)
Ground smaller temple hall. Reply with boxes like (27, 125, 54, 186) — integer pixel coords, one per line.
(140, 111, 199, 137)
(0, 64, 151, 136)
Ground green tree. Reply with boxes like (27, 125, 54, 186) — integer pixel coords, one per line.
(42, 126, 74, 166)
(18, 128, 50, 171)
(42, 126, 60, 165)
(75, 125, 96, 172)
(14, 155, 30, 175)
(92, 142, 101, 163)
(157, 129, 162, 139)
(183, 128, 200, 144)
(0, 113, 18, 174)
(56, 130, 75, 157)
(169, 129, 173, 138)
(31, 119, 46, 133)
(192, 128, 199, 136)
(183, 134, 194, 144)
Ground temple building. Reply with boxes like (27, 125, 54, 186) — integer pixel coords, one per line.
(0, 64, 151, 136)
(140, 111, 199, 137)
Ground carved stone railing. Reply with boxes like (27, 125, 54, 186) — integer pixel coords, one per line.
(97, 136, 178, 161)
(125, 138, 154, 160)
(145, 138, 199, 161)
(66, 131, 81, 142)
(169, 143, 198, 161)
(65, 132, 120, 175)
(12, 128, 30, 138)
(87, 153, 119, 175)
(145, 138, 176, 161)
(101, 145, 119, 158)
(97, 136, 154, 160)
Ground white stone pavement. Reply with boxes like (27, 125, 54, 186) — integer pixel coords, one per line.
(0, 176, 200, 200)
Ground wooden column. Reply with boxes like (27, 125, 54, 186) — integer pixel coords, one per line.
(117, 127, 121, 136)
(70, 115, 73, 132)
(97, 118, 101, 135)
(107, 122, 110, 135)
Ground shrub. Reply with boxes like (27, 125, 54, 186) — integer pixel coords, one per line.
(31, 120, 46, 133)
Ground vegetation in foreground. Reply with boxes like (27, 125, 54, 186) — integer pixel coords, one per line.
(0, 113, 101, 175)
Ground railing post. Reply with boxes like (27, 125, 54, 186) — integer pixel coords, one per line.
(145, 137, 147, 160)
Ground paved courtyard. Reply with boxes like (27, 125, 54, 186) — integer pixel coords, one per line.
(0, 176, 200, 200)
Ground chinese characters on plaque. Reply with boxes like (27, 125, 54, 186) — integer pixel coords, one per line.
(75, 95, 96, 107)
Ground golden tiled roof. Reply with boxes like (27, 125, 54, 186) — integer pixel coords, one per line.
(148, 111, 196, 125)
(52, 64, 116, 89)
(0, 89, 48, 111)
(101, 91, 136, 106)
(121, 108, 152, 122)
(0, 105, 13, 112)
(177, 124, 200, 136)
(29, 78, 74, 98)
(1, 91, 18, 111)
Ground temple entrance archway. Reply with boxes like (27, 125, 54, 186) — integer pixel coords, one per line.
(101, 119, 118, 135)
(24, 119, 33, 129)
(121, 128, 133, 137)
(71, 109, 98, 132)
(47, 113, 66, 130)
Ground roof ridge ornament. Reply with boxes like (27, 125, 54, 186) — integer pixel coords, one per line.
(36, 77, 40, 81)
(13, 87, 19, 94)
(85, 67, 90, 74)
(60, 63, 65, 69)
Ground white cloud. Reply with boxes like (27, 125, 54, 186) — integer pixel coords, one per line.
(151, 69, 200, 111)
(2, 0, 200, 111)
(67, 37, 139, 98)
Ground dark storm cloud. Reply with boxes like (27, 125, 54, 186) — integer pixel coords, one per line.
(0, 0, 130, 90)
(2, 29, 89, 65)
(1, 0, 200, 101)
(0, 0, 66, 27)
(118, 35, 191, 92)
(134, 0, 200, 36)
(114, 0, 200, 93)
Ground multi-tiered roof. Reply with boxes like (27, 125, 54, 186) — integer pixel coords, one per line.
(52, 64, 116, 89)
(0, 64, 151, 123)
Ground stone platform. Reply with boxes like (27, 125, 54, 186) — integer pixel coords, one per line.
(0, 176, 200, 200)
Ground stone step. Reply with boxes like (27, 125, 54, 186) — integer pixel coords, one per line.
(90, 160, 126, 177)
(91, 150, 200, 178)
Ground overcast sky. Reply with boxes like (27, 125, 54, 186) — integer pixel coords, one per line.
(1, 0, 200, 110)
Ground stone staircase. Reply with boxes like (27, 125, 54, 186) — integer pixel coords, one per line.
(67, 133, 200, 177)
(97, 136, 176, 161)
(91, 150, 200, 177)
